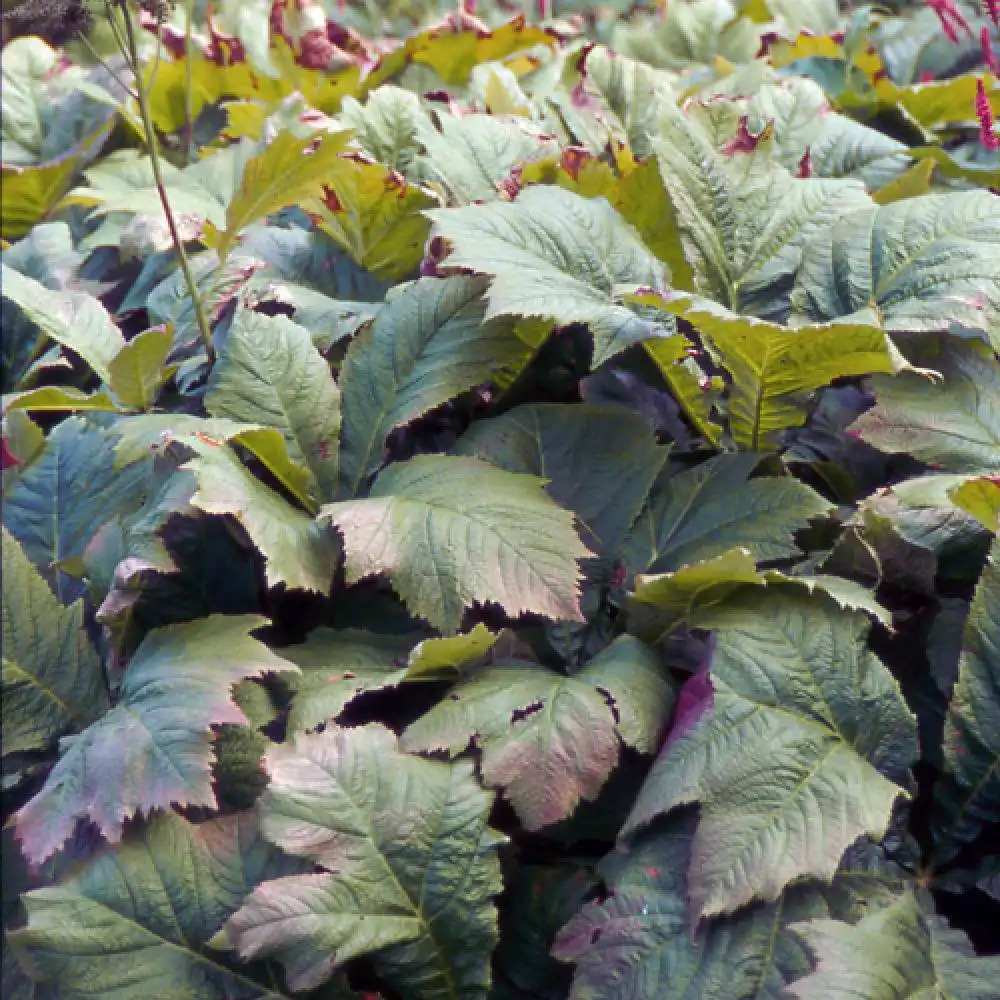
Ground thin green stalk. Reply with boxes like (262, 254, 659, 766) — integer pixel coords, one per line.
(112, 0, 214, 363)
(184, 0, 194, 163)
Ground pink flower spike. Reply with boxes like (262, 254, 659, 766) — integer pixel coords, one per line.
(987, 0, 1000, 29)
(925, 0, 971, 44)
(983, 27, 1000, 75)
(976, 79, 1000, 150)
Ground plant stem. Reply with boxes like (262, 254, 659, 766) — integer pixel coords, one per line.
(184, 0, 195, 163)
(114, 0, 215, 363)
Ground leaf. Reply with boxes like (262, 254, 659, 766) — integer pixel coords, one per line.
(932, 538, 1000, 861)
(180, 433, 338, 593)
(635, 292, 893, 449)
(307, 155, 437, 280)
(8, 812, 301, 1000)
(1, 530, 108, 755)
(0, 264, 125, 383)
(337, 275, 522, 497)
(622, 591, 917, 918)
(950, 477, 1000, 533)
(281, 624, 499, 734)
(622, 453, 832, 576)
(220, 725, 504, 998)
(322, 454, 591, 635)
(3, 417, 149, 601)
(627, 548, 891, 641)
(279, 628, 416, 733)
(427, 186, 670, 365)
(206, 310, 342, 506)
(553, 814, 909, 1000)
(106, 327, 175, 411)
(649, 103, 872, 318)
(13, 616, 296, 864)
(2, 387, 122, 413)
(339, 85, 432, 178)
(402, 636, 676, 830)
(786, 891, 1000, 1000)
(791, 192, 1000, 348)
(421, 114, 557, 203)
(210, 130, 352, 261)
(849, 340, 1000, 475)
(455, 403, 667, 557)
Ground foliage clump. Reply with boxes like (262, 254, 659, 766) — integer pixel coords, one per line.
(2, 1, 1000, 998)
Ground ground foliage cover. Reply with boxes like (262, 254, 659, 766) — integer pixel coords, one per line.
(1, 0, 1000, 996)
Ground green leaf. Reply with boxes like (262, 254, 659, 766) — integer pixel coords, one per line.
(2, 386, 122, 413)
(455, 403, 667, 557)
(322, 454, 591, 634)
(787, 891, 1000, 1000)
(111, 414, 315, 510)
(3, 417, 149, 601)
(622, 453, 832, 576)
(932, 538, 1000, 861)
(1, 529, 108, 755)
(427, 186, 670, 365)
(649, 103, 872, 317)
(307, 154, 437, 281)
(950, 477, 1000, 533)
(849, 340, 1000, 475)
(180, 434, 337, 594)
(211, 130, 352, 262)
(402, 636, 676, 830)
(0, 263, 125, 384)
(421, 114, 556, 203)
(13, 616, 296, 864)
(554, 814, 909, 1000)
(791, 192, 1000, 348)
(206, 310, 342, 506)
(9, 812, 301, 1000)
(623, 591, 916, 918)
(281, 624, 499, 734)
(220, 725, 504, 998)
(339, 85, 432, 178)
(279, 628, 416, 733)
(627, 548, 891, 640)
(106, 327, 175, 411)
(636, 292, 893, 449)
(337, 275, 522, 498)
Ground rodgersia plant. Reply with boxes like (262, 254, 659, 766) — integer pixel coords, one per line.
(1, 1, 999, 998)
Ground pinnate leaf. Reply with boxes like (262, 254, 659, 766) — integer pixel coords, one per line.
(210, 129, 351, 261)
(322, 454, 590, 634)
(0, 263, 124, 383)
(554, 814, 909, 1000)
(1, 529, 108, 755)
(456, 403, 667, 557)
(206, 310, 342, 505)
(181, 433, 337, 593)
(623, 592, 917, 918)
(14, 615, 296, 864)
(427, 186, 670, 365)
(849, 340, 1000, 475)
(787, 891, 1000, 1000)
(636, 292, 893, 450)
(337, 275, 522, 497)
(9, 812, 301, 1000)
(932, 538, 1000, 861)
(791, 192, 1000, 348)
(402, 636, 675, 830)
(221, 724, 504, 998)
(622, 453, 832, 576)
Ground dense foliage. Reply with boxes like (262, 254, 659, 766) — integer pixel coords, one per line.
(2, 0, 1000, 997)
